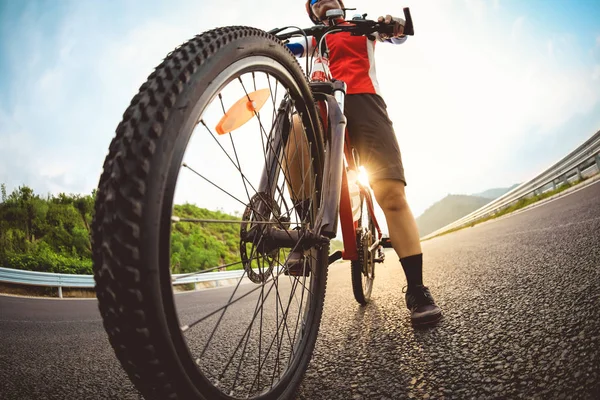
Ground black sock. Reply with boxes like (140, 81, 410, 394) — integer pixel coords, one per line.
(400, 253, 423, 290)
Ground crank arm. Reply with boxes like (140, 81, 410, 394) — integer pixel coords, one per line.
(242, 227, 329, 250)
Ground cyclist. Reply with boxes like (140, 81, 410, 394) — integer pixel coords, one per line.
(287, 0, 442, 325)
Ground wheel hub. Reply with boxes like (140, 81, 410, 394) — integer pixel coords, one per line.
(239, 193, 285, 284)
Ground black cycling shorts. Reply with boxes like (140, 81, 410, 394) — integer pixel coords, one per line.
(344, 93, 406, 185)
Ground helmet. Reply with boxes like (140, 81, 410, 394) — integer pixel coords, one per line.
(305, 0, 346, 25)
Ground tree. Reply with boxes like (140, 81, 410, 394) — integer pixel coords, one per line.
(73, 195, 94, 233)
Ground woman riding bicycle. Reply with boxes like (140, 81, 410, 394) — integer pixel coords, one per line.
(296, 0, 442, 325)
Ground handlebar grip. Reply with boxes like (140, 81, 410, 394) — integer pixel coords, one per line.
(403, 7, 414, 36)
(379, 7, 414, 38)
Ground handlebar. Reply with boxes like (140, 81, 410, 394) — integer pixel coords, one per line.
(376, 7, 414, 36)
(271, 7, 414, 40)
(403, 7, 414, 36)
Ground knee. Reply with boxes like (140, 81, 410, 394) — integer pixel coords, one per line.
(375, 184, 409, 213)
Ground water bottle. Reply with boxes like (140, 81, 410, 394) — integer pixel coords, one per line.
(347, 169, 361, 222)
(311, 56, 329, 82)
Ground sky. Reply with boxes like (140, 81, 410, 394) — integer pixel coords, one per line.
(1, 0, 599, 220)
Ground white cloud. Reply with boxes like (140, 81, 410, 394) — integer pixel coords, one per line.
(511, 16, 526, 41)
(373, 1, 600, 216)
(593, 65, 600, 80)
(464, 0, 487, 24)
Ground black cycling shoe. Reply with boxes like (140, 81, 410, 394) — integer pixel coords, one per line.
(404, 285, 442, 326)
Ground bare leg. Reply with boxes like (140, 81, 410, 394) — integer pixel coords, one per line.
(282, 114, 312, 275)
(372, 179, 442, 324)
(282, 114, 312, 202)
(371, 179, 421, 258)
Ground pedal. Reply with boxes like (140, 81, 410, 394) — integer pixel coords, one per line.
(374, 247, 385, 263)
(380, 237, 393, 248)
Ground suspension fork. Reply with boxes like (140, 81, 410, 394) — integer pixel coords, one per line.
(250, 82, 350, 250)
(314, 81, 349, 239)
(253, 102, 292, 219)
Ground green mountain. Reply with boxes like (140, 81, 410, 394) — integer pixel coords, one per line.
(416, 184, 521, 237)
(472, 183, 520, 199)
(416, 195, 491, 237)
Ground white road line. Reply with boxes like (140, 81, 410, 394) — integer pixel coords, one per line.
(0, 319, 102, 323)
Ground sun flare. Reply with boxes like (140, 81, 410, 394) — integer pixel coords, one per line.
(357, 166, 370, 187)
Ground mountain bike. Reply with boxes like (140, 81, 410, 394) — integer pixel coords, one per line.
(92, 8, 413, 400)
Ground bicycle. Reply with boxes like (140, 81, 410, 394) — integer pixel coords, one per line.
(92, 7, 414, 400)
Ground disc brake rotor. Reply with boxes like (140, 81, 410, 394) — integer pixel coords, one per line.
(359, 228, 374, 277)
(240, 193, 288, 283)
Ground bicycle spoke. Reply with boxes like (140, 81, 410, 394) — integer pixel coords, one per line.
(266, 73, 278, 124)
(250, 274, 305, 393)
(182, 163, 250, 210)
(172, 217, 282, 225)
(171, 259, 248, 280)
(181, 233, 312, 333)
(217, 269, 282, 386)
(236, 77, 313, 235)
(164, 66, 324, 398)
(200, 98, 257, 208)
(200, 118, 258, 197)
(198, 93, 298, 234)
(218, 249, 277, 394)
(198, 118, 272, 223)
(197, 229, 271, 358)
(290, 271, 310, 365)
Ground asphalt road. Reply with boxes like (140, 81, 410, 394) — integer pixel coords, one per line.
(1, 180, 599, 399)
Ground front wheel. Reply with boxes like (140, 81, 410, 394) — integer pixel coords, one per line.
(92, 26, 328, 400)
(351, 191, 376, 305)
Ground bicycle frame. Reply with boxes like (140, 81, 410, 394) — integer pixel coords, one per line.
(309, 58, 384, 261)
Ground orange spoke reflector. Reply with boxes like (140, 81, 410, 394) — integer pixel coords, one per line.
(215, 88, 271, 135)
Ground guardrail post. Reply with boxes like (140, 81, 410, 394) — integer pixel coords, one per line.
(576, 167, 582, 181)
(58, 286, 63, 298)
(563, 174, 569, 186)
(551, 180, 556, 190)
(596, 154, 600, 170)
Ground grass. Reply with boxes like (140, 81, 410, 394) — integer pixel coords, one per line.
(330, 239, 344, 252)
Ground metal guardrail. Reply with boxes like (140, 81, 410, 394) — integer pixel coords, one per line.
(4, 131, 598, 294)
(422, 130, 600, 240)
(0, 266, 258, 298)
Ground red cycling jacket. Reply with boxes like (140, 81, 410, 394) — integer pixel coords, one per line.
(286, 27, 407, 96)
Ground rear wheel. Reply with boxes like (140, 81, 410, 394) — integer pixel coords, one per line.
(92, 27, 328, 400)
(351, 191, 376, 305)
